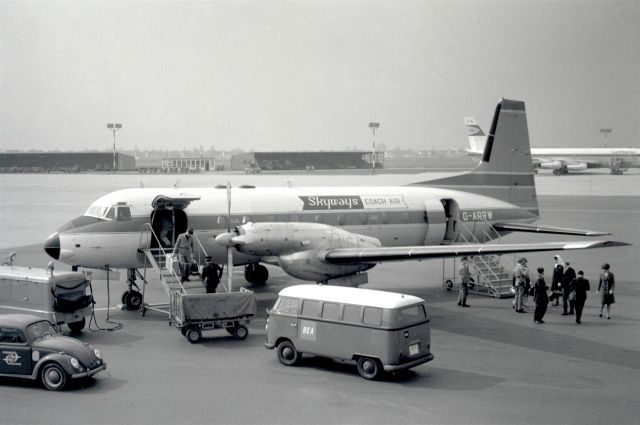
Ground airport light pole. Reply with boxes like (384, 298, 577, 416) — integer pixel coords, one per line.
(600, 128, 612, 148)
(369, 122, 380, 174)
(107, 123, 122, 171)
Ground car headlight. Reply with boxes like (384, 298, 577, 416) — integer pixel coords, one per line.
(70, 357, 81, 370)
(94, 348, 102, 360)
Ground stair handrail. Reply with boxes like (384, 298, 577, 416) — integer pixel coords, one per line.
(192, 233, 209, 265)
(139, 223, 185, 293)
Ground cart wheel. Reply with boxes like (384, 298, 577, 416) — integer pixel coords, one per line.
(277, 340, 299, 366)
(468, 277, 476, 290)
(67, 318, 86, 333)
(445, 279, 453, 291)
(186, 328, 202, 343)
(180, 327, 188, 336)
(233, 325, 248, 340)
(226, 326, 235, 335)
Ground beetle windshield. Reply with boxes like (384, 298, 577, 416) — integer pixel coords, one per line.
(26, 320, 57, 341)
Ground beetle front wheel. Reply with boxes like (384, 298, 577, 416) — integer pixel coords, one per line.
(41, 363, 68, 391)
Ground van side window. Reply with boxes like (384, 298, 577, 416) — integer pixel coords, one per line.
(275, 297, 298, 315)
(301, 300, 320, 317)
(321, 302, 340, 321)
(363, 307, 383, 326)
(342, 304, 362, 323)
(398, 304, 427, 327)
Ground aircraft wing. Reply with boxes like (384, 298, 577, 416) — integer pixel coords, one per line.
(324, 240, 629, 264)
(492, 222, 610, 236)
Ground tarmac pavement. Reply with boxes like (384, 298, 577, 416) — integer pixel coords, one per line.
(1, 194, 639, 425)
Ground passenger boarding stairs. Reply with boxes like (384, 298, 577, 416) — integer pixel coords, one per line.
(137, 224, 214, 315)
(443, 225, 514, 299)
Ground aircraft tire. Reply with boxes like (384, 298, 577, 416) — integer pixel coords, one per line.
(357, 356, 382, 380)
(124, 290, 142, 310)
(277, 340, 299, 366)
(253, 265, 268, 286)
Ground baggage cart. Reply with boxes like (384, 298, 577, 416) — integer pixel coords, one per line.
(169, 290, 257, 343)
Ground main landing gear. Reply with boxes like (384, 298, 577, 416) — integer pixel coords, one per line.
(121, 268, 143, 310)
(244, 263, 268, 286)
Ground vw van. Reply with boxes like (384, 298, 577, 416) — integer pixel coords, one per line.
(265, 285, 434, 380)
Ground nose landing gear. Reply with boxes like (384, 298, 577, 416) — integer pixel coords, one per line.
(121, 268, 143, 310)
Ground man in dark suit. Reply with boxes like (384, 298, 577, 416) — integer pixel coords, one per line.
(573, 270, 590, 324)
(562, 261, 576, 316)
(549, 255, 563, 306)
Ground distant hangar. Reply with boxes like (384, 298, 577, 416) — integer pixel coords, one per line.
(0, 152, 135, 172)
(230, 151, 383, 171)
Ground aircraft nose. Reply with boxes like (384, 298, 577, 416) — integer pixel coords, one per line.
(44, 232, 60, 260)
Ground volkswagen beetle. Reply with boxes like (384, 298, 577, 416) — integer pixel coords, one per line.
(0, 314, 106, 390)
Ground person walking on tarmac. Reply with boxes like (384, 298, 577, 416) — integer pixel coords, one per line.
(562, 261, 576, 316)
(513, 257, 529, 313)
(573, 270, 590, 324)
(175, 227, 195, 283)
(597, 263, 616, 320)
(533, 267, 549, 324)
(457, 256, 471, 307)
(549, 255, 564, 306)
(201, 256, 223, 293)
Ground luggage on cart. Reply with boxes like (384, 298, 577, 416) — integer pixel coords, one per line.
(169, 291, 257, 343)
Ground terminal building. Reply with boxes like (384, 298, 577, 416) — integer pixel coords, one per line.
(0, 152, 136, 172)
(230, 151, 383, 171)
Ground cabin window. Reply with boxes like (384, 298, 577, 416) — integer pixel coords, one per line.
(363, 307, 383, 326)
(381, 212, 389, 224)
(105, 207, 115, 220)
(321, 302, 340, 321)
(402, 211, 411, 224)
(314, 214, 323, 223)
(288, 214, 299, 222)
(342, 304, 362, 323)
(358, 212, 368, 225)
(337, 214, 346, 226)
(301, 300, 320, 317)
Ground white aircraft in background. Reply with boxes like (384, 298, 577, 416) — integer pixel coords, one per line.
(44, 99, 629, 309)
(465, 117, 640, 175)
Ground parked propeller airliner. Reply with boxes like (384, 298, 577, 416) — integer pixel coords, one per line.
(465, 117, 640, 175)
(44, 99, 628, 308)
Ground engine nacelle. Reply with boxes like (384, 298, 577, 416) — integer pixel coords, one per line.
(226, 222, 380, 282)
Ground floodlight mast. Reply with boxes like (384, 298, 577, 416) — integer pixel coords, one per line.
(369, 122, 380, 174)
(107, 123, 122, 171)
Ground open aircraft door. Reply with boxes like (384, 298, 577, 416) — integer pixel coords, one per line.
(422, 199, 447, 245)
(440, 198, 461, 244)
(149, 195, 201, 250)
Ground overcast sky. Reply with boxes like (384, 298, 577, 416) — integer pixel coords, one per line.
(1, 0, 638, 152)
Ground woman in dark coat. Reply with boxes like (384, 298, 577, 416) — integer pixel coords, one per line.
(597, 263, 615, 319)
(533, 267, 549, 324)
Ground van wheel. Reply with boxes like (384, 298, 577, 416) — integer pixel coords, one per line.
(357, 357, 382, 380)
(67, 318, 86, 333)
(445, 280, 453, 291)
(277, 340, 299, 366)
(41, 363, 68, 391)
(124, 290, 142, 310)
(186, 328, 202, 343)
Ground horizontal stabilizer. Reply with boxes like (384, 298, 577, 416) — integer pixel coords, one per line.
(324, 240, 630, 264)
(492, 222, 610, 236)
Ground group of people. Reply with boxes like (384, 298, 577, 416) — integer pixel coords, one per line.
(458, 254, 617, 325)
(508, 255, 616, 324)
(175, 228, 224, 293)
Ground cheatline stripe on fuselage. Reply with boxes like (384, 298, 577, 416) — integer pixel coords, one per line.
(61, 206, 531, 235)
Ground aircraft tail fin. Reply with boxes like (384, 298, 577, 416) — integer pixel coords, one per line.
(412, 98, 538, 217)
(464, 117, 486, 154)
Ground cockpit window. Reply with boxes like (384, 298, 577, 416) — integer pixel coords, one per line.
(117, 207, 131, 221)
(84, 204, 131, 221)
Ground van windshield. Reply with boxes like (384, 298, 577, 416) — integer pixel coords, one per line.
(397, 304, 427, 327)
